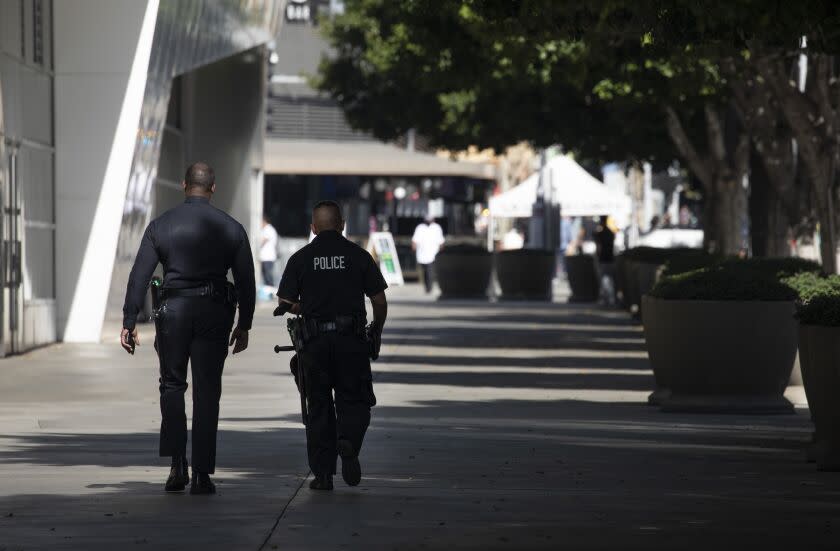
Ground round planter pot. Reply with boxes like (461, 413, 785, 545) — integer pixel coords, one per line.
(640, 295, 672, 406)
(613, 255, 628, 308)
(564, 254, 599, 302)
(435, 249, 492, 299)
(643, 296, 797, 414)
(496, 249, 555, 301)
(624, 260, 661, 317)
(798, 325, 840, 471)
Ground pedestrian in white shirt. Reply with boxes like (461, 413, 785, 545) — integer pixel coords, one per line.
(412, 214, 445, 294)
(260, 216, 279, 287)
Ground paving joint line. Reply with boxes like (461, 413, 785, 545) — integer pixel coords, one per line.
(257, 471, 310, 551)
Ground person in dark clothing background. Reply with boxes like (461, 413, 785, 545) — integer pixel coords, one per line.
(121, 162, 256, 495)
(595, 215, 616, 264)
(594, 215, 617, 305)
(277, 200, 388, 491)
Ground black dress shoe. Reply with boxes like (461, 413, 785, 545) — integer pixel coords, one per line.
(337, 439, 361, 487)
(309, 475, 334, 491)
(190, 471, 216, 495)
(165, 457, 189, 492)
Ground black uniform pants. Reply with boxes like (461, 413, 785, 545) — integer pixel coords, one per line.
(154, 296, 234, 473)
(299, 332, 376, 477)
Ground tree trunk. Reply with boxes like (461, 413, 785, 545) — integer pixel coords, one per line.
(815, 176, 838, 274)
(715, 178, 749, 256)
(750, 151, 791, 257)
(702, 189, 719, 253)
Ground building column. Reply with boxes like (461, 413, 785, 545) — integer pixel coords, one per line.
(53, 0, 158, 342)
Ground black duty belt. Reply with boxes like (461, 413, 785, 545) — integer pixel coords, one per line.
(162, 282, 230, 300)
(162, 286, 213, 298)
(309, 315, 364, 335)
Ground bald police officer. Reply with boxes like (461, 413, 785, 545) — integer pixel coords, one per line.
(121, 162, 256, 495)
(277, 201, 388, 490)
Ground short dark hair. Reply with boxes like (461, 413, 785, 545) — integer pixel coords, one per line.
(312, 200, 343, 231)
(185, 162, 215, 191)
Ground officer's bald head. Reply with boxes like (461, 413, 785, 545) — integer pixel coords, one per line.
(184, 162, 215, 195)
(311, 201, 344, 234)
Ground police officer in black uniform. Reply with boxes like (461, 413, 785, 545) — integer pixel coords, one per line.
(120, 162, 256, 495)
(277, 200, 388, 490)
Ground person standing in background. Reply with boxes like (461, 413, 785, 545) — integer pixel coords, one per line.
(594, 215, 617, 305)
(260, 216, 279, 287)
(412, 214, 445, 294)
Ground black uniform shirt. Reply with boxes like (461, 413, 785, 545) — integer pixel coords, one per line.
(122, 196, 256, 331)
(276, 230, 387, 320)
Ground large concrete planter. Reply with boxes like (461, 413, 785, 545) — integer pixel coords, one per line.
(642, 296, 797, 413)
(798, 325, 840, 470)
(640, 295, 672, 405)
(624, 260, 661, 317)
(435, 248, 492, 299)
(496, 250, 555, 301)
(613, 254, 628, 308)
(564, 254, 598, 302)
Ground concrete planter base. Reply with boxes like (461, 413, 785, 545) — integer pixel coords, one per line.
(799, 325, 840, 471)
(643, 296, 797, 414)
(660, 394, 793, 414)
(647, 387, 671, 406)
(496, 250, 555, 301)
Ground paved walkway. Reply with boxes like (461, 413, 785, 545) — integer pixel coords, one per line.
(0, 285, 837, 549)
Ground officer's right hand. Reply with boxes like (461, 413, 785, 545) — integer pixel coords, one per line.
(120, 327, 138, 355)
(229, 327, 249, 354)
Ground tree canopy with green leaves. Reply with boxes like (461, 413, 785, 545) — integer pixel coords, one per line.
(318, 1, 840, 266)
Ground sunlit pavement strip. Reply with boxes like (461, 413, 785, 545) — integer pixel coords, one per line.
(0, 283, 836, 550)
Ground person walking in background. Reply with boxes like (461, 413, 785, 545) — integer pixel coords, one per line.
(502, 224, 525, 250)
(594, 215, 617, 305)
(260, 216, 279, 287)
(412, 214, 445, 294)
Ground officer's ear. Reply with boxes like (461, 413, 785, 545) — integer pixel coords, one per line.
(181, 180, 187, 193)
(310, 223, 318, 236)
(210, 183, 216, 195)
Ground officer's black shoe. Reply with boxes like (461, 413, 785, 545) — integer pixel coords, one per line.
(309, 475, 334, 491)
(337, 439, 362, 487)
(165, 456, 189, 492)
(189, 471, 216, 495)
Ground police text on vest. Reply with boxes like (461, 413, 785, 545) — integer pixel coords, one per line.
(314, 256, 346, 270)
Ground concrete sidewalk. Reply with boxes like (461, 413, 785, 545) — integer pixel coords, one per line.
(0, 285, 837, 550)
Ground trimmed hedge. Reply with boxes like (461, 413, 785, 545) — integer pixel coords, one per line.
(786, 273, 840, 326)
(620, 246, 697, 264)
(649, 266, 799, 301)
(796, 293, 840, 326)
(659, 250, 720, 278)
(720, 257, 822, 278)
(650, 256, 820, 302)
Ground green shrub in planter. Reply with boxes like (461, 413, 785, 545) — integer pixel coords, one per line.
(785, 273, 840, 306)
(797, 294, 840, 326)
(721, 257, 822, 278)
(649, 266, 799, 302)
(792, 275, 840, 471)
(659, 250, 720, 278)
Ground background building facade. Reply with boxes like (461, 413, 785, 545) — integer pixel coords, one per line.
(0, 0, 282, 353)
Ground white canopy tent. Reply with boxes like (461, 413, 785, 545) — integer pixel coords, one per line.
(489, 155, 632, 225)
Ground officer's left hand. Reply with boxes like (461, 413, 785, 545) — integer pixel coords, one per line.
(229, 327, 249, 354)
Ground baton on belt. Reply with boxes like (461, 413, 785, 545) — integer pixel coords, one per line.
(273, 304, 308, 425)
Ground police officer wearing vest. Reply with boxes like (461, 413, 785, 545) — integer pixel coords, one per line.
(277, 201, 388, 490)
(120, 162, 256, 495)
